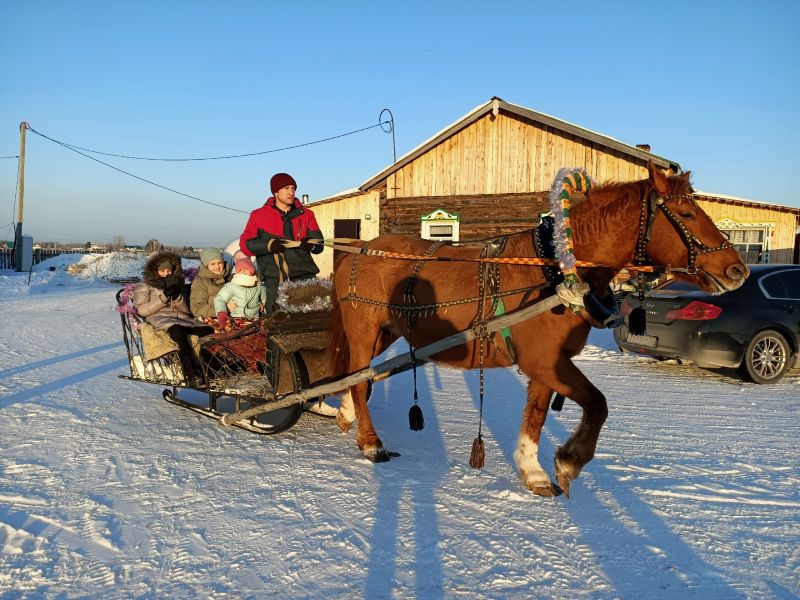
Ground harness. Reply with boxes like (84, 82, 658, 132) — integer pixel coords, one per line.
(632, 189, 734, 299)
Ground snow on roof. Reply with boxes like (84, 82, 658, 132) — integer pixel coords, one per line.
(694, 190, 800, 213)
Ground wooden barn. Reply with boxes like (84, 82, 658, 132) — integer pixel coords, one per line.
(309, 96, 800, 275)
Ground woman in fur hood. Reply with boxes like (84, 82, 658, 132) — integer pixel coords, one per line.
(133, 250, 213, 383)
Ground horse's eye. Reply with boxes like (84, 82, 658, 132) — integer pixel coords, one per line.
(678, 212, 694, 219)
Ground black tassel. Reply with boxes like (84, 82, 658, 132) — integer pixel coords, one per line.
(628, 306, 647, 336)
(409, 404, 424, 431)
(469, 436, 485, 469)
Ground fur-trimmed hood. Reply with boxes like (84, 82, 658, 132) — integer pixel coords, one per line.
(143, 250, 184, 289)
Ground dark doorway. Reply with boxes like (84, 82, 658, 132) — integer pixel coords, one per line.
(334, 219, 361, 263)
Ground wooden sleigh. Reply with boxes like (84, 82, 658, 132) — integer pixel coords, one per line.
(116, 282, 344, 434)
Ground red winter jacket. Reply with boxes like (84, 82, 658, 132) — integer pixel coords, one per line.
(239, 197, 323, 280)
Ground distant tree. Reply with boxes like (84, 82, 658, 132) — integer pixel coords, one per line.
(112, 234, 125, 250)
(145, 239, 161, 253)
(85, 241, 92, 250)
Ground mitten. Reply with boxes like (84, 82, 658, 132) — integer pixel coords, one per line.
(217, 311, 229, 330)
(297, 237, 317, 252)
(266, 238, 288, 253)
(163, 274, 183, 300)
(163, 283, 182, 300)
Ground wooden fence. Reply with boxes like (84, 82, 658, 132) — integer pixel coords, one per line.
(0, 248, 202, 270)
(0, 248, 75, 270)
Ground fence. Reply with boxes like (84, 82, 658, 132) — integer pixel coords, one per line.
(0, 248, 204, 271)
(0, 248, 76, 270)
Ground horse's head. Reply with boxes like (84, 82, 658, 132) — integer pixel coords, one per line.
(642, 162, 748, 294)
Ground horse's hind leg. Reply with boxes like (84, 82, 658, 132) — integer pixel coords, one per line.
(515, 380, 561, 497)
(337, 324, 393, 463)
(546, 358, 608, 498)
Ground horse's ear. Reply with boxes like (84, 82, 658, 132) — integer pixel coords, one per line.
(647, 160, 670, 195)
(680, 170, 695, 193)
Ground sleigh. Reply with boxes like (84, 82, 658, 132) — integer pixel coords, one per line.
(116, 280, 350, 434)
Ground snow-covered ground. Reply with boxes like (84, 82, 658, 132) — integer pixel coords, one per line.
(0, 254, 798, 599)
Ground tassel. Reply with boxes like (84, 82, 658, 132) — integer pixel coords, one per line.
(628, 306, 647, 336)
(409, 404, 424, 431)
(469, 436, 485, 469)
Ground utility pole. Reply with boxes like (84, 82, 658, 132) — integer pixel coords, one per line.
(14, 122, 27, 272)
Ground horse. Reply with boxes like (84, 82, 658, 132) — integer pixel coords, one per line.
(327, 162, 748, 497)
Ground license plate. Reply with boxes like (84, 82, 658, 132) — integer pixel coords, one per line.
(627, 333, 658, 348)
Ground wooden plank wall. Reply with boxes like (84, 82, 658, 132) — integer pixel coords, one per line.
(380, 192, 550, 239)
(307, 191, 380, 276)
(385, 112, 651, 198)
(695, 199, 799, 264)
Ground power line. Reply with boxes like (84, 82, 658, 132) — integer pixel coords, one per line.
(28, 122, 390, 161)
(24, 115, 392, 214)
(1, 155, 19, 159)
(27, 128, 249, 214)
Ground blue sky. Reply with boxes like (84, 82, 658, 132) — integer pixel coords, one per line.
(1, 1, 798, 247)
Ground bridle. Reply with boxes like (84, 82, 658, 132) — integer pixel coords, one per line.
(633, 188, 734, 276)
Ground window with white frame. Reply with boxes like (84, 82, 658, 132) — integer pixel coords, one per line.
(716, 219, 772, 264)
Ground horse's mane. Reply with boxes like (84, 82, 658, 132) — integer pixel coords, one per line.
(574, 171, 693, 242)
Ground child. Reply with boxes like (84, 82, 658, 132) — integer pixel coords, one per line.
(190, 247, 232, 320)
(214, 259, 266, 330)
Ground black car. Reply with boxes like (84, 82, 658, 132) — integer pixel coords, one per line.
(614, 264, 800, 383)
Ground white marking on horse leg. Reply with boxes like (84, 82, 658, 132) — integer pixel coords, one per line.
(513, 432, 549, 487)
(335, 389, 356, 432)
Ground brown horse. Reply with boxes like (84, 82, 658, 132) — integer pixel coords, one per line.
(327, 162, 748, 497)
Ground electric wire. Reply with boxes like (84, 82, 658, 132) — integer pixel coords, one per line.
(24, 118, 389, 214)
(27, 122, 389, 161)
(27, 128, 249, 214)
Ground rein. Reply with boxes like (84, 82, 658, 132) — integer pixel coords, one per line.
(294, 237, 685, 275)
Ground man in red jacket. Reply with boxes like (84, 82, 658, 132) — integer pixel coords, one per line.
(239, 173, 324, 315)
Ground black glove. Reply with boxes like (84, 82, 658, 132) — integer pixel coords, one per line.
(297, 237, 317, 252)
(266, 238, 288, 253)
(163, 274, 183, 300)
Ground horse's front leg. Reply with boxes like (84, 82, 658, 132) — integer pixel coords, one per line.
(514, 380, 561, 497)
(546, 357, 608, 498)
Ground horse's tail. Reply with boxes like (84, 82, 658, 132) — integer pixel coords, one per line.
(327, 275, 351, 378)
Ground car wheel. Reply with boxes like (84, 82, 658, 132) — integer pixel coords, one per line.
(739, 330, 790, 384)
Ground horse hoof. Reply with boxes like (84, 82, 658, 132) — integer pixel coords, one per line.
(554, 449, 582, 499)
(364, 448, 390, 463)
(555, 472, 572, 499)
(335, 411, 352, 433)
(528, 481, 562, 497)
